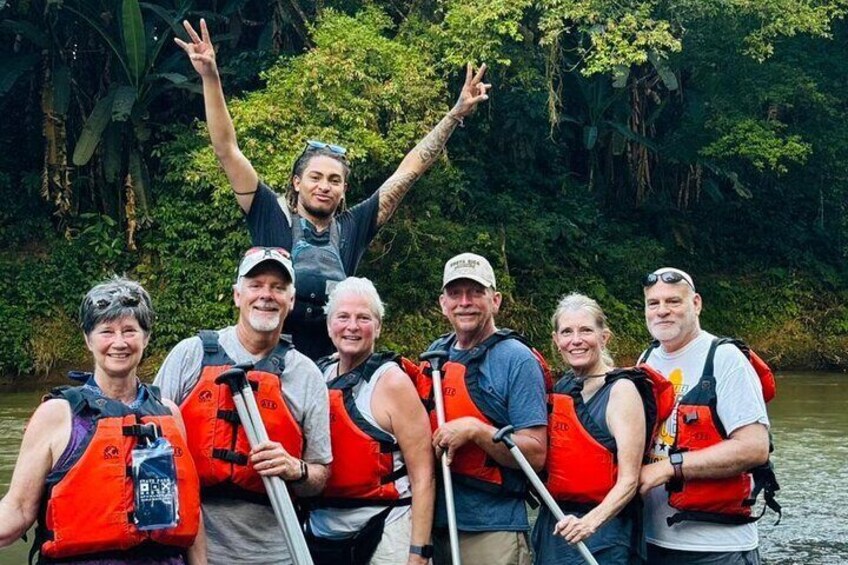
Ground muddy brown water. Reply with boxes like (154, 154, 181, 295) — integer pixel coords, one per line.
(0, 373, 845, 564)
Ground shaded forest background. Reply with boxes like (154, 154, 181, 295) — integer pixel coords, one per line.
(2, 0, 847, 380)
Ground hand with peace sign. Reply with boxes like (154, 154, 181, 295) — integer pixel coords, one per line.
(175, 19, 218, 80)
(451, 63, 492, 119)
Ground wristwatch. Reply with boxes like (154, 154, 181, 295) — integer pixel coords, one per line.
(409, 545, 434, 558)
(670, 452, 685, 482)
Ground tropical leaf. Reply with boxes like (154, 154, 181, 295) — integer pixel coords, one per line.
(151, 72, 189, 85)
(583, 125, 598, 150)
(612, 65, 630, 89)
(112, 85, 137, 121)
(140, 2, 187, 39)
(0, 53, 39, 98)
(122, 0, 147, 86)
(72, 91, 116, 166)
(606, 120, 660, 152)
(63, 5, 133, 83)
(648, 51, 678, 91)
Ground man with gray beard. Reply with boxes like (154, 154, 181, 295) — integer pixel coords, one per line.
(155, 247, 331, 564)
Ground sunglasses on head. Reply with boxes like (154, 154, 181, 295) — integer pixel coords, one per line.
(90, 289, 141, 310)
(305, 140, 347, 156)
(643, 271, 695, 291)
(244, 246, 290, 259)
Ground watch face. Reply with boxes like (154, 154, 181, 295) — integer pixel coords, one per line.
(670, 453, 683, 465)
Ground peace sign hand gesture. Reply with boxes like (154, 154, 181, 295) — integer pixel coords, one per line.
(451, 63, 492, 119)
(175, 19, 218, 79)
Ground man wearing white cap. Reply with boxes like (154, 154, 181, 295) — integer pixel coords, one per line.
(638, 267, 770, 565)
(425, 253, 548, 565)
(155, 247, 331, 564)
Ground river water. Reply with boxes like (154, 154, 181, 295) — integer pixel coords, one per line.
(0, 372, 846, 564)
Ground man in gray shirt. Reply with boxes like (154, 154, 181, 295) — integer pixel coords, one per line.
(155, 247, 331, 564)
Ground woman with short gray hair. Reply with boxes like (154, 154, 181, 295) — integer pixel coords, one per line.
(307, 277, 435, 564)
(0, 277, 206, 563)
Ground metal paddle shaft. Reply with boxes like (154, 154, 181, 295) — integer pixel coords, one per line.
(492, 426, 600, 565)
(421, 350, 461, 565)
(216, 365, 314, 565)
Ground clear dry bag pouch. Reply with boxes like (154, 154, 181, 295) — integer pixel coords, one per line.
(132, 434, 180, 531)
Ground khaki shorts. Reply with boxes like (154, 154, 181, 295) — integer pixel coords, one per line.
(370, 510, 413, 565)
(433, 529, 532, 565)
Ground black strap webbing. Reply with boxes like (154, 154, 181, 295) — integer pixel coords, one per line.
(212, 448, 248, 466)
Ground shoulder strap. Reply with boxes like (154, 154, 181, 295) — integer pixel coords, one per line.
(637, 340, 661, 364)
(429, 332, 456, 352)
(44, 385, 88, 416)
(329, 218, 342, 250)
(199, 330, 219, 354)
(329, 352, 400, 390)
(256, 338, 293, 376)
(291, 212, 304, 243)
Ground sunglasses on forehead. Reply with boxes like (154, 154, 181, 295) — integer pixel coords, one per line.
(643, 271, 696, 291)
(305, 140, 347, 156)
(243, 246, 290, 259)
(90, 289, 141, 310)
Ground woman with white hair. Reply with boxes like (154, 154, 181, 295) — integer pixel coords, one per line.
(306, 277, 435, 565)
(0, 277, 205, 564)
(533, 293, 671, 565)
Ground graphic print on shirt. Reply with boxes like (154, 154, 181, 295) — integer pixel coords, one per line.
(651, 367, 688, 461)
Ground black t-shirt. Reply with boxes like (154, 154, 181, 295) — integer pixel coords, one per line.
(245, 183, 380, 358)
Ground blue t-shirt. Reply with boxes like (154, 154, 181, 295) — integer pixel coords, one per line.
(434, 338, 548, 532)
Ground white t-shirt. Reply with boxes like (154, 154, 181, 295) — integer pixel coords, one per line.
(643, 330, 770, 552)
(309, 360, 412, 539)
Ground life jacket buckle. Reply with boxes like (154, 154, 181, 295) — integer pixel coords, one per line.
(683, 410, 699, 424)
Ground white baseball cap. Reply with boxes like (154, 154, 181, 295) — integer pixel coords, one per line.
(237, 247, 295, 284)
(442, 253, 496, 289)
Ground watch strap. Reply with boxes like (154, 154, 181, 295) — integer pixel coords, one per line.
(409, 544, 434, 558)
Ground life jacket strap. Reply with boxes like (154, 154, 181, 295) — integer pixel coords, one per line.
(212, 448, 248, 466)
(380, 465, 408, 485)
(216, 409, 241, 424)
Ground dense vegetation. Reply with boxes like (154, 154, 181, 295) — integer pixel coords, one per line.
(2, 0, 847, 380)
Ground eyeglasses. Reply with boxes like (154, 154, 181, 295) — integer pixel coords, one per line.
(305, 140, 347, 156)
(643, 271, 695, 291)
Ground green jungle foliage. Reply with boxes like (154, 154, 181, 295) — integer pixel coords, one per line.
(1, 0, 847, 378)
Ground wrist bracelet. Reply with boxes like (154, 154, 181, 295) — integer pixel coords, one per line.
(291, 459, 308, 484)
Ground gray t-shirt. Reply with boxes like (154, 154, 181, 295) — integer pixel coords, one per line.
(154, 326, 331, 565)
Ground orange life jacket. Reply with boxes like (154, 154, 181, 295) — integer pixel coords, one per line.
(179, 331, 304, 503)
(423, 330, 552, 495)
(546, 366, 675, 507)
(642, 337, 781, 526)
(315, 352, 416, 508)
(36, 384, 200, 561)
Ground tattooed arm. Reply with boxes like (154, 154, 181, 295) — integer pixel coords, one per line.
(376, 63, 491, 226)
